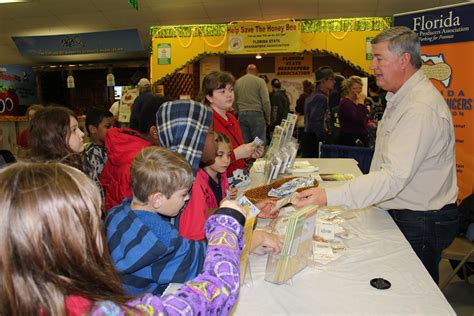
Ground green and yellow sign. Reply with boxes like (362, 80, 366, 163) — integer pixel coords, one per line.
(227, 21, 301, 54)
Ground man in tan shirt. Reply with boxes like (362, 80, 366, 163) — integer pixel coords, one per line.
(295, 26, 458, 284)
(234, 64, 271, 144)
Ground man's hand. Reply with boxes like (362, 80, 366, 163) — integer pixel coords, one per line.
(293, 188, 328, 208)
(256, 198, 279, 219)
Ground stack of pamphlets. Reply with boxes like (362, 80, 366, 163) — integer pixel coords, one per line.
(264, 205, 318, 284)
(263, 113, 299, 183)
(310, 209, 354, 266)
(238, 196, 260, 284)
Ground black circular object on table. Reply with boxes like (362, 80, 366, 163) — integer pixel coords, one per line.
(370, 278, 391, 290)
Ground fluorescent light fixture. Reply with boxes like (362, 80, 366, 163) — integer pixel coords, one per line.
(0, 0, 31, 3)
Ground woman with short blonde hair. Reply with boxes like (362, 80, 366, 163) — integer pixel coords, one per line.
(338, 75, 369, 146)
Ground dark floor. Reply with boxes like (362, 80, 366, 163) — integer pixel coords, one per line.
(439, 259, 474, 316)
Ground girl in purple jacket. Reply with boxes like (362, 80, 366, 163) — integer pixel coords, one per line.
(0, 161, 245, 316)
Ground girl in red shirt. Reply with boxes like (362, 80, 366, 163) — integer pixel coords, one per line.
(200, 71, 264, 179)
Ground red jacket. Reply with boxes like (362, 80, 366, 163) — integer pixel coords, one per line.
(100, 128, 152, 211)
(17, 128, 28, 148)
(212, 109, 247, 176)
(179, 168, 229, 241)
(65, 296, 92, 316)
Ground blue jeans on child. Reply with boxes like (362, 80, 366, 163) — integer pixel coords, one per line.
(389, 204, 459, 284)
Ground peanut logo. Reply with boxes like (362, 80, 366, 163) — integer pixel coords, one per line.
(421, 54, 452, 88)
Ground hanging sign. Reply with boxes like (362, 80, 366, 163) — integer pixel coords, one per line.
(0, 65, 37, 116)
(12, 29, 144, 57)
(128, 0, 138, 10)
(275, 54, 312, 77)
(227, 21, 301, 54)
(118, 86, 139, 123)
(366, 37, 374, 60)
(157, 43, 171, 65)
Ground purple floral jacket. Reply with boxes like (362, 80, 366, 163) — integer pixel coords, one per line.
(90, 213, 244, 316)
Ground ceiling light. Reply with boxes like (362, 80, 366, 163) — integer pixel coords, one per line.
(255, 54, 262, 59)
(0, 0, 31, 3)
(67, 75, 75, 89)
(106, 73, 115, 87)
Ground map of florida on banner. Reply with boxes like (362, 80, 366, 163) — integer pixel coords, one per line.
(394, 3, 474, 201)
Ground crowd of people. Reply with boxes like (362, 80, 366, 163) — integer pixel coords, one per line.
(0, 26, 462, 314)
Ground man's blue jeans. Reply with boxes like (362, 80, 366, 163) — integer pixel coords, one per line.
(389, 205, 459, 284)
(238, 111, 266, 144)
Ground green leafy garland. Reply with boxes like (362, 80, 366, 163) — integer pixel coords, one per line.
(151, 17, 392, 81)
(150, 17, 392, 39)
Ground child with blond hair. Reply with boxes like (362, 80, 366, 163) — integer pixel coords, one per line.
(0, 161, 245, 315)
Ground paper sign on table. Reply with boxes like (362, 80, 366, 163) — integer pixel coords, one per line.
(315, 222, 336, 241)
(239, 196, 260, 217)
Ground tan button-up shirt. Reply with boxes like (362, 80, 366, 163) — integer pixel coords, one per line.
(327, 70, 458, 211)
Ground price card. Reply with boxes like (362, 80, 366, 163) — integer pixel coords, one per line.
(315, 222, 335, 241)
(238, 196, 260, 217)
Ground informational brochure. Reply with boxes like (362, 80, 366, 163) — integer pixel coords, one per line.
(238, 196, 259, 284)
(118, 86, 138, 123)
(284, 113, 297, 145)
(265, 205, 318, 284)
(266, 125, 284, 157)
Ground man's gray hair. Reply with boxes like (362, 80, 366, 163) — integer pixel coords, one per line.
(371, 26, 422, 69)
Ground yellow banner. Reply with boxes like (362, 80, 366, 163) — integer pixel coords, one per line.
(275, 54, 313, 77)
(227, 21, 300, 54)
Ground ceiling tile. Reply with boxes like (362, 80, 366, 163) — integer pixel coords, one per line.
(0, 43, 31, 65)
(150, 3, 208, 20)
(376, 0, 438, 14)
(46, 1, 100, 15)
(0, 17, 14, 33)
(0, 2, 51, 19)
(0, 35, 16, 47)
(158, 17, 213, 25)
(90, 0, 147, 11)
(103, 10, 157, 31)
(0, 0, 470, 65)
(320, 12, 379, 19)
(260, 0, 317, 16)
(320, 0, 377, 11)
(55, 13, 113, 30)
(7, 17, 70, 36)
(144, 0, 202, 9)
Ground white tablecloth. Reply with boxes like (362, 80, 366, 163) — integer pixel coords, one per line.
(233, 158, 454, 315)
